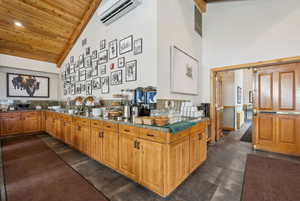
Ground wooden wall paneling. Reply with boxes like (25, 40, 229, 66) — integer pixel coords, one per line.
(256, 113, 276, 147)
(276, 115, 297, 154)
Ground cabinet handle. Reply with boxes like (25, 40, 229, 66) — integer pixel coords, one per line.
(124, 129, 130, 132)
(146, 134, 154, 137)
(98, 131, 104, 138)
(78, 126, 81, 131)
(134, 140, 137, 148)
(136, 141, 140, 150)
(198, 133, 202, 140)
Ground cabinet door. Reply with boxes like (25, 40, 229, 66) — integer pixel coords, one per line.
(255, 113, 276, 148)
(119, 135, 140, 180)
(139, 139, 164, 195)
(0, 113, 22, 135)
(190, 131, 207, 173)
(73, 124, 81, 150)
(54, 119, 62, 140)
(62, 121, 72, 145)
(82, 125, 91, 156)
(102, 130, 119, 169)
(90, 127, 103, 163)
(22, 112, 40, 133)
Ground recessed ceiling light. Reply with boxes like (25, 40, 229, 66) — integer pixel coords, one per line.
(14, 21, 23, 27)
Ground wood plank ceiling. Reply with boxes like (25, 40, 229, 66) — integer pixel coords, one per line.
(0, 0, 101, 66)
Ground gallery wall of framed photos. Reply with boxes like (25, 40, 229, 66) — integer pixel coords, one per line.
(61, 35, 142, 98)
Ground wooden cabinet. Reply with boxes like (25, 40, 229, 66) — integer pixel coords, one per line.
(0, 113, 23, 135)
(90, 125, 104, 163)
(73, 118, 91, 154)
(102, 129, 119, 170)
(119, 134, 140, 180)
(190, 130, 207, 173)
(22, 111, 41, 133)
(61, 115, 73, 145)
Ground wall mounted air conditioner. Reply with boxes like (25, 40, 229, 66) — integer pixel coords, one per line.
(98, 0, 143, 25)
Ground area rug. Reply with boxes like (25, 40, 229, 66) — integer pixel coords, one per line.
(241, 154, 300, 201)
(1, 135, 109, 201)
(240, 125, 252, 143)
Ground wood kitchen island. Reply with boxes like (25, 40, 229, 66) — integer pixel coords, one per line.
(0, 110, 208, 197)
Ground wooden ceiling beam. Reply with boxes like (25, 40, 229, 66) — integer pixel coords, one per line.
(194, 0, 207, 13)
(57, 0, 102, 67)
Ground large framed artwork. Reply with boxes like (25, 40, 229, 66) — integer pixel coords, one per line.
(7, 73, 50, 98)
(171, 45, 199, 95)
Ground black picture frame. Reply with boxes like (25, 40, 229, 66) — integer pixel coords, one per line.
(108, 39, 118, 60)
(119, 35, 133, 55)
(98, 50, 108, 65)
(70, 56, 75, 64)
(100, 39, 106, 50)
(92, 50, 98, 60)
(110, 70, 122, 85)
(7, 73, 50, 98)
(101, 76, 109, 94)
(92, 77, 101, 90)
(134, 38, 143, 55)
(86, 47, 91, 56)
(237, 86, 242, 104)
(118, 57, 125, 68)
(125, 60, 137, 82)
(79, 70, 86, 81)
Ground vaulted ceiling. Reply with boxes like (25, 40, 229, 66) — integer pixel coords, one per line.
(0, 0, 102, 66)
(0, 0, 230, 67)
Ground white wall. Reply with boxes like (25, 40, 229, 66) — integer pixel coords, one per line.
(202, 0, 300, 102)
(60, 0, 158, 100)
(157, 0, 203, 104)
(0, 66, 60, 100)
(222, 71, 235, 106)
(243, 69, 253, 104)
(0, 54, 59, 74)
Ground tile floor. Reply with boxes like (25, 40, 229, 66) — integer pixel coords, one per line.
(1, 122, 300, 201)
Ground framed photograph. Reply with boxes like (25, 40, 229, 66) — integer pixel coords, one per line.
(70, 56, 75, 64)
(75, 61, 80, 70)
(65, 76, 71, 84)
(82, 38, 87, 46)
(119, 35, 133, 55)
(237, 86, 242, 104)
(75, 70, 80, 82)
(92, 60, 98, 77)
(79, 55, 85, 68)
(71, 84, 75, 95)
(70, 74, 76, 83)
(134, 38, 143, 55)
(76, 83, 81, 94)
(92, 77, 101, 90)
(70, 65, 75, 74)
(66, 63, 70, 75)
(85, 56, 92, 68)
(98, 50, 108, 65)
(111, 70, 122, 85)
(125, 60, 137, 82)
(249, 91, 253, 103)
(86, 47, 91, 56)
(101, 76, 109, 94)
(100, 40, 106, 50)
(63, 89, 68, 96)
(80, 83, 86, 92)
(86, 68, 93, 79)
(108, 39, 118, 60)
(79, 70, 86, 81)
(99, 65, 106, 75)
(118, 57, 125, 68)
(86, 81, 92, 95)
(92, 50, 98, 60)
(7, 73, 50, 98)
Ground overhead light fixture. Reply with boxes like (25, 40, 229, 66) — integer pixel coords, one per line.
(14, 21, 23, 27)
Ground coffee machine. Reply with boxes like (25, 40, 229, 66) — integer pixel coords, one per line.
(133, 87, 157, 117)
(198, 103, 210, 118)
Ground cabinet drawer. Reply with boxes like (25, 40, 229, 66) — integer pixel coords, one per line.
(103, 121, 118, 131)
(73, 117, 90, 127)
(0, 112, 21, 119)
(91, 120, 103, 128)
(119, 124, 139, 137)
(190, 121, 207, 133)
(169, 129, 190, 143)
(22, 111, 40, 119)
(61, 114, 72, 122)
(139, 128, 167, 143)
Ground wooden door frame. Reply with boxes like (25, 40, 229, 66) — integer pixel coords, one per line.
(209, 56, 300, 143)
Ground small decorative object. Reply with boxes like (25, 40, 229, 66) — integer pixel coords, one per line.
(101, 76, 109, 94)
(92, 77, 101, 89)
(110, 63, 115, 70)
(99, 65, 106, 75)
(79, 70, 86, 81)
(134, 38, 143, 55)
(86, 68, 93, 79)
(75, 96, 84, 105)
(66, 63, 70, 75)
(92, 50, 98, 60)
(86, 47, 91, 56)
(70, 56, 75, 64)
(98, 50, 108, 64)
(79, 55, 85, 68)
(108, 39, 118, 59)
(7, 73, 49, 98)
(119, 35, 133, 55)
(82, 38, 87, 46)
(85, 56, 92, 68)
(237, 86, 242, 104)
(92, 60, 98, 77)
(100, 39, 106, 50)
(86, 81, 92, 95)
(118, 57, 125, 68)
(85, 96, 95, 106)
(125, 60, 137, 82)
(111, 70, 122, 85)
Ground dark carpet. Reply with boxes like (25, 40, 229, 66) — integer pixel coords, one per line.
(1, 135, 109, 201)
(240, 125, 252, 143)
(241, 154, 300, 201)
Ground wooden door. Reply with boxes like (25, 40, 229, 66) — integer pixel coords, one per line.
(119, 135, 140, 180)
(0, 113, 22, 135)
(81, 125, 91, 156)
(22, 112, 40, 133)
(215, 73, 224, 140)
(90, 127, 103, 162)
(139, 139, 164, 195)
(73, 124, 81, 150)
(102, 130, 119, 169)
(45, 112, 53, 135)
(254, 63, 300, 155)
(62, 120, 72, 145)
(190, 130, 207, 172)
